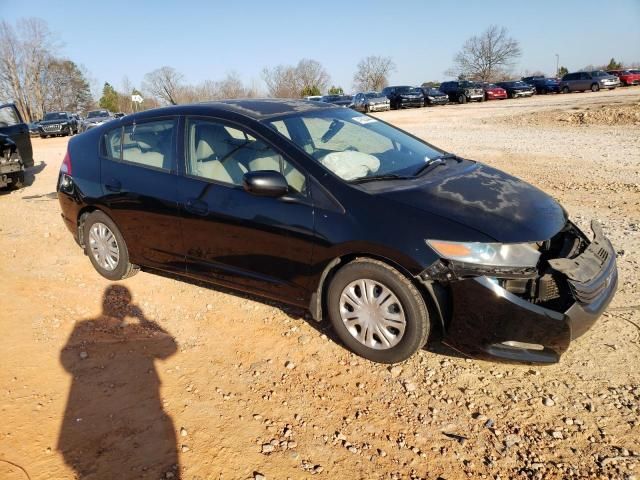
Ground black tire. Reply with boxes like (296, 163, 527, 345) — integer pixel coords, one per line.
(9, 172, 24, 190)
(479, 95, 485, 102)
(40, 135, 46, 139)
(591, 83, 599, 92)
(83, 210, 139, 281)
(326, 258, 430, 364)
(364, 104, 370, 113)
(562, 86, 569, 94)
(509, 91, 516, 99)
(541, 87, 548, 95)
(457, 94, 467, 104)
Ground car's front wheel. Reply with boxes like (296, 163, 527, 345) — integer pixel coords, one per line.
(457, 94, 467, 104)
(83, 210, 139, 281)
(327, 259, 430, 364)
(562, 86, 570, 94)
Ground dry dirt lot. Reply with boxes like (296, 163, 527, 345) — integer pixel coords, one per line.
(1, 88, 639, 480)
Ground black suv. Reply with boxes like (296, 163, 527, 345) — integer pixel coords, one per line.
(38, 111, 79, 138)
(438, 81, 484, 104)
(381, 86, 424, 109)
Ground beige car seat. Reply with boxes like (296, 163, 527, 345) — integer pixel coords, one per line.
(193, 124, 247, 184)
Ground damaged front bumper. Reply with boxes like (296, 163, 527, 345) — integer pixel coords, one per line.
(422, 221, 618, 363)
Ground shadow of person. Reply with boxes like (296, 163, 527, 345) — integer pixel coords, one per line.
(57, 285, 179, 479)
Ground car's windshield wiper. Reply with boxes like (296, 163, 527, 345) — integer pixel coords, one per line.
(349, 173, 413, 184)
(413, 153, 460, 177)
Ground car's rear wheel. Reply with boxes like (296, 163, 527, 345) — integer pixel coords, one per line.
(458, 94, 467, 104)
(591, 83, 600, 92)
(541, 87, 548, 94)
(83, 210, 139, 281)
(326, 258, 430, 364)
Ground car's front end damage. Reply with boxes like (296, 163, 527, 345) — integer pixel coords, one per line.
(420, 220, 617, 363)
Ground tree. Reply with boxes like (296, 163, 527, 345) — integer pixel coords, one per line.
(263, 59, 330, 98)
(42, 59, 92, 113)
(448, 25, 521, 82)
(421, 81, 440, 88)
(99, 82, 118, 112)
(353, 56, 395, 92)
(558, 66, 569, 78)
(328, 85, 343, 95)
(606, 58, 622, 70)
(142, 66, 184, 105)
(0, 18, 58, 121)
(301, 85, 321, 97)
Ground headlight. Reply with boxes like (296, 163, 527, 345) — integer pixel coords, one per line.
(426, 240, 540, 268)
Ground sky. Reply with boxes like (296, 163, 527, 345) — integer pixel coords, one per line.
(1, 0, 639, 95)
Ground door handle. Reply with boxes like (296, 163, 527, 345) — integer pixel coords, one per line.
(105, 179, 121, 192)
(185, 198, 208, 216)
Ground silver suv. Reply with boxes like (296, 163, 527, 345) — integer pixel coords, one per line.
(559, 71, 620, 93)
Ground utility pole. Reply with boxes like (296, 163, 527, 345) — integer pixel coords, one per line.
(555, 54, 560, 78)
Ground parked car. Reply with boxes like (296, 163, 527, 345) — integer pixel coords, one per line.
(381, 86, 424, 109)
(304, 96, 323, 101)
(0, 134, 25, 189)
(559, 71, 620, 93)
(480, 83, 507, 100)
(521, 76, 561, 94)
(0, 103, 33, 168)
(438, 81, 484, 104)
(419, 87, 449, 106)
(38, 111, 79, 138)
(320, 95, 353, 107)
(81, 109, 113, 132)
(606, 69, 640, 86)
(351, 92, 390, 112)
(56, 99, 617, 364)
(495, 81, 535, 98)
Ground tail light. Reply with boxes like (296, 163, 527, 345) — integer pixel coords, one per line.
(61, 149, 72, 175)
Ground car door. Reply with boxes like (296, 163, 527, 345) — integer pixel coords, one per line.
(176, 116, 316, 306)
(99, 117, 184, 272)
(0, 103, 33, 168)
(578, 72, 590, 91)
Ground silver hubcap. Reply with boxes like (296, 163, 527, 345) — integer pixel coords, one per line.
(339, 279, 406, 350)
(89, 222, 120, 271)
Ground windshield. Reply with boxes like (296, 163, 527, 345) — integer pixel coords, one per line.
(87, 110, 109, 118)
(396, 86, 412, 93)
(44, 112, 68, 121)
(266, 108, 443, 182)
(591, 71, 607, 77)
(364, 92, 381, 98)
(426, 88, 442, 94)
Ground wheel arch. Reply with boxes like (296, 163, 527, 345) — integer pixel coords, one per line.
(309, 252, 449, 335)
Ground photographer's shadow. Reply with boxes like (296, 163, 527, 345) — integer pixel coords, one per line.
(57, 285, 180, 479)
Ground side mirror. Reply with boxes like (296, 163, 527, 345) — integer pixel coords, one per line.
(243, 170, 289, 197)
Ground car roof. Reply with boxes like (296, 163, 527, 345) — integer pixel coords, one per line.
(124, 98, 338, 122)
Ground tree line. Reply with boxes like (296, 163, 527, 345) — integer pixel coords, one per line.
(1, 18, 636, 121)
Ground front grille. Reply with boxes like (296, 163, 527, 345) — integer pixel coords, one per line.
(43, 124, 62, 132)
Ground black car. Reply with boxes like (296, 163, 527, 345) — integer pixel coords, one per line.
(381, 86, 424, 110)
(495, 81, 535, 98)
(38, 111, 79, 138)
(521, 76, 560, 94)
(56, 99, 617, 365)
(419, 87, 449, 106)
(320, 95, 353, 107)
(438, 81, 485, 104)
(0, 103, 33, 169)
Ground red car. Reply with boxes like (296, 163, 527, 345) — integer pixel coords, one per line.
(607, 69, 640, 86)
(482, 83, 508, 100)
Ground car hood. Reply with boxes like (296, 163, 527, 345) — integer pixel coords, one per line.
(40, 118, 69, 125)
(372, 161, 567, 242)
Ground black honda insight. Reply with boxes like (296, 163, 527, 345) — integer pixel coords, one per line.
(56, 99, 617, 364)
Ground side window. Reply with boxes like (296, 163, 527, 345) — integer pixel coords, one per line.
(0, 105, 20, 128)
(186, 118, 306, 193)
(121, 119, 175, 171)
(269, 120, 291, 140)
(102, 127, 122, 160)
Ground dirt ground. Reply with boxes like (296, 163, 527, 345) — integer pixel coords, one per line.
(1, 88, 639, 480)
